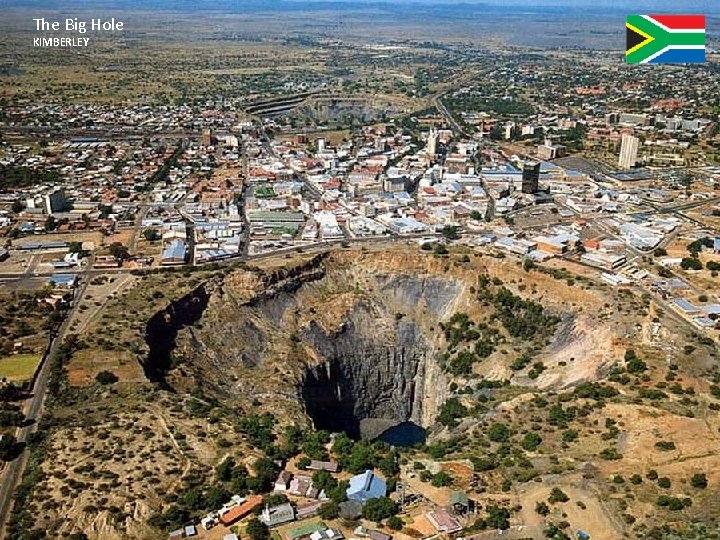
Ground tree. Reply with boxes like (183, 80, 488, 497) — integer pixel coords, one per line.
(143, 229, 160, 241)
(0, 434, 21, 461)
(206, 485, 230, 509)
(362, 497, 397, 522)
(251, 457, 279, 493)
(624, 350, 647, 374)
(691, 473, 708, 489)
(436, 398, 468, 427)
(246, 518, 269, 540)
(440, 226, 460, 241)
(522, 432, 542, 451)
(548, 488, 569, 504)
(95, 370, 118, 385)
(488, 422, 510, 443)
(319, 501, 340, 520)
(312, 470, 337, 492)
(344, 441, 377, 474)
(485, 505, 510, 530)
(431, 471, 453, 487)
(378, 453, 399, 478)
(180, 487, 205, 510)
(387, 516, 404, 531)
(108, 242, 129, 261)
(45, 215, 57, 231)
(681, 257, 703, 271)
(216, 457, 235, 482)
(11, 199, 24, 214)
(332, 432, 354, 456)
(535, 501, 550, 516)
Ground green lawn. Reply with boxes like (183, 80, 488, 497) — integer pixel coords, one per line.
(0, 353, 42, 382)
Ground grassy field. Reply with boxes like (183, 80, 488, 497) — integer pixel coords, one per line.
(0, 353, 42, 382)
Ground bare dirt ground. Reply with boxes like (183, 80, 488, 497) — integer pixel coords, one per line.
(516, 479, 624, 540)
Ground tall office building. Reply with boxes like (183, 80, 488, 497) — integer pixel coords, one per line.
(202, 128, 213, 147)
(44, 188, 66, 214)
(618, 134, 639, 169)
(426, 128, 438, 158)
(521, 161, 540, 194)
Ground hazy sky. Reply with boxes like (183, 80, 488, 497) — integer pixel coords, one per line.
(3, 0, 719, 14)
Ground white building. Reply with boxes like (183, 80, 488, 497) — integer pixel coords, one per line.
(618, 134, 639, 169)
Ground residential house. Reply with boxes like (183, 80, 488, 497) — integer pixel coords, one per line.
(219, 495, 263, 526)
(296, 500, 324, 520)
(275, 470, 292, 492)
(308, 460, 339, 473)
(288, 475, 313, 497)
(427, 509, 462, 534)
(346, 470, 386, 504)
(309, 528, 344, 540)
(260, 502, 295, 527)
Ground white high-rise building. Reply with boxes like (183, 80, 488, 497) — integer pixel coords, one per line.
(618, 134, 639, 169)
(426, 128, 438, 158)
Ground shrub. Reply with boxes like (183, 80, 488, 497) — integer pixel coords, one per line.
(548, 487, 569, 504)
(681, 257, 702, 271)
(246, 518, 269, 540)
(691, 473, 708, 489)
(488, 422, 510, 443)
(362, 497, 397, 522)
(431, 471, 453, 487)
(535, 501, 550, 516)
(599, 447, 622, 460)
(521, 432, 542, 451)
(387, 516, 404, 531)
(654, 441, 676, 451)
(485, 505, 510, 530)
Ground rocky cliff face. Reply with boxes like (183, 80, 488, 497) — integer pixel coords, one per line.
(301, 307, 444, 439)
(167, 251, 463, 437)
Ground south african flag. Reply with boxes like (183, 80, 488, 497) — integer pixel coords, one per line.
(626, 15, 705, 64)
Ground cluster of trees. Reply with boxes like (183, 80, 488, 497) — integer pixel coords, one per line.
(362, 496, 398, 522)
(331, 434, 400, 478)
(680, 237, 716, 271)
(624, 349, 647, 374)
(446, 95, 535, 117)
(0, 433, 23, 462)
(491, 287, 561, 340)
(48, 334, 79, 399)
(0, 164, 60, 190)
(438, 313, 499, 375)
(468, 505, 511, 530)
(436, 397, 468, 427)
(149, 142, 184, 185)
(0, 381, 25, 431)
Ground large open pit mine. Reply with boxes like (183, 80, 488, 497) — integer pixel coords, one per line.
(143, 248, 617, 441)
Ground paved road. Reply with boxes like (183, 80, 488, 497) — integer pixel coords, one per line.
(0, 276, 88, 536)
